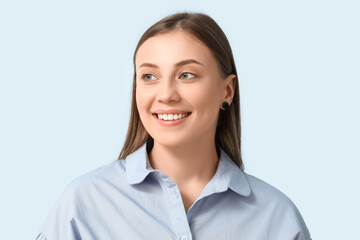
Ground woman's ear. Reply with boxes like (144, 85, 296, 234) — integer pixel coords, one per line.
(223, 74, 237, 104)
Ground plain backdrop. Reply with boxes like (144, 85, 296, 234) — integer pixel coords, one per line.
(0, 0, 359, 239)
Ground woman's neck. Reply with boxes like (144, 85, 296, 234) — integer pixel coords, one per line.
(148, 139, 219, 188)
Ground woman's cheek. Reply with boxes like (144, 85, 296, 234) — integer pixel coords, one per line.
(136, 86, 152, 106)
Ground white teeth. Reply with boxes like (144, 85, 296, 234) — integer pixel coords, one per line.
(156, 113, 190, 121)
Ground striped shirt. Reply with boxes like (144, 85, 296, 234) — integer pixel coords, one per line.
(36, 143, 311, 240)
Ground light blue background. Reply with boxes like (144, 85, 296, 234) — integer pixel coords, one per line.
(1, 0, 359, 239)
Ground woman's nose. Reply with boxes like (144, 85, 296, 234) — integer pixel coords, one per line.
(156, 78, 181, 103)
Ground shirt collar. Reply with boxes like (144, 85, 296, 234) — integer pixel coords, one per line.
(125, 143, 251, 197)
(125, 143, 154, 184)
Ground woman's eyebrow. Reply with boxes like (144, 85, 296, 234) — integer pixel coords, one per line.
(138, 63, 158, 70)
(138, 59, 204, 70)
(175, 59, 204, 68)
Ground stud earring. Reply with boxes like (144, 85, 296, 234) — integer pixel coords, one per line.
(222, 102, 230, 110)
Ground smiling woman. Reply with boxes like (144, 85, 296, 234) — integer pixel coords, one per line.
(135, 30, 234, 158)
(36, 12, 312, 240)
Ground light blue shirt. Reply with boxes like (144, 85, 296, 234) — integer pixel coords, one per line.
(36, 143, 311, 240)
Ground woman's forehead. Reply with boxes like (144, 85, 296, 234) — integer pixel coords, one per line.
(135, 30, 216, 69)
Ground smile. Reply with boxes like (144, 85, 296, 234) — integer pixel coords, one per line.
(152, 112, 192, 126)
(156, 113, 191, 121)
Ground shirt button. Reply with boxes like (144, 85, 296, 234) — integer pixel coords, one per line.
(181, 236, 188, 240)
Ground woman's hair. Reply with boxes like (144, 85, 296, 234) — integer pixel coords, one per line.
(118, 12, 244, 170)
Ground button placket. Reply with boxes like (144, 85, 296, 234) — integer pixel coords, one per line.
(170, 185, 193, 240)
(158, 175, 192, 240)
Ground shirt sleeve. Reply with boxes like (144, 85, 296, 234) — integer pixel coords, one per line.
(270, 197, 312, 240)
(287, 201, 311, 240)
(35, 184, 82, 240)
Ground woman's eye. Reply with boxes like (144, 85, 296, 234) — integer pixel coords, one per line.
(141, 74, 157, 81)
(180, 72, 196, 79)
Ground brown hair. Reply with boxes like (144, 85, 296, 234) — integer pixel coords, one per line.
(118, 12, 244, 170)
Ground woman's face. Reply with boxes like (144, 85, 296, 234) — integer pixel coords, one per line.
(135, 30, 234, 148)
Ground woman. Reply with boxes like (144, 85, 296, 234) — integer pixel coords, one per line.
(36, 12, 311, 240)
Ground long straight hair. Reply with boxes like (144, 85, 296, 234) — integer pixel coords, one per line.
(118, 12, 244, 170)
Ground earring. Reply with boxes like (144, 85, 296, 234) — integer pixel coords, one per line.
(222, 101, 230, 110)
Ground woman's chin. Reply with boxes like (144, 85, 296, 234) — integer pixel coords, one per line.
(151, 137, 194, 149)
